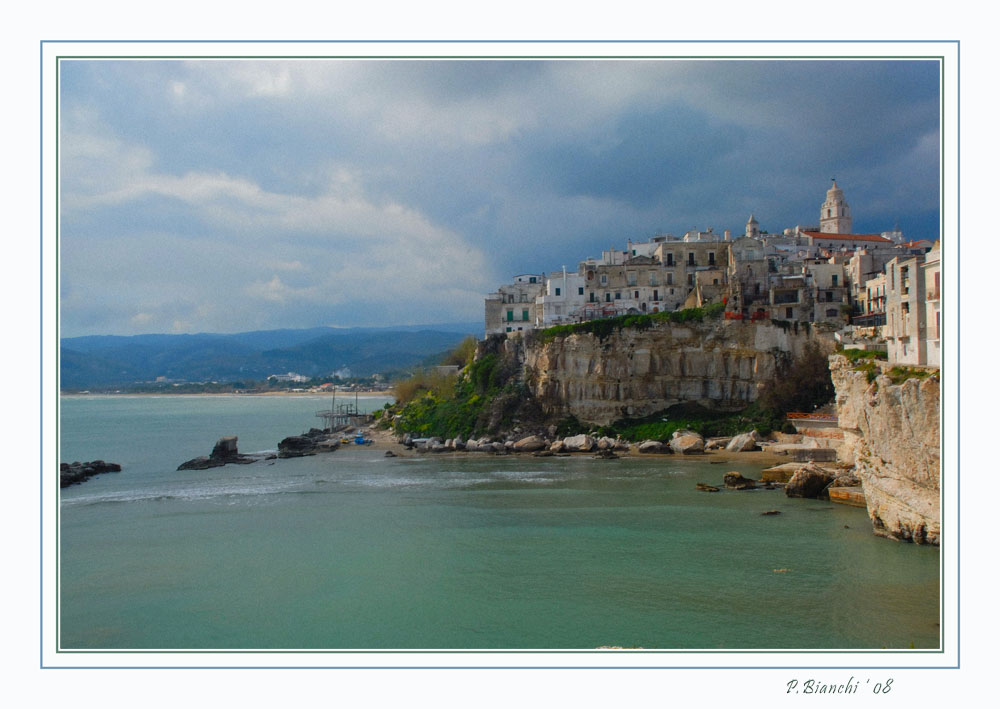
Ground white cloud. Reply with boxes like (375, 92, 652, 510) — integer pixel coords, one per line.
(245, 275, 321, 305)
(60, 125, 496, 333)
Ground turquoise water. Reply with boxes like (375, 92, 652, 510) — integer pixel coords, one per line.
(58, 395, 940, 650)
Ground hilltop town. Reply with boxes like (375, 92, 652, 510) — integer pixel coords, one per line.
(485, 180, 941, 367)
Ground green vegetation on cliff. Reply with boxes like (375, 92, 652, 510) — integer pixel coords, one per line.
(532, 302, 725, 343)
(387, 348, 538, 439)
(594, 402, 786, 442)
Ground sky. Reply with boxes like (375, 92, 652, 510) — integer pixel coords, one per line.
(59, 58, 941, 337)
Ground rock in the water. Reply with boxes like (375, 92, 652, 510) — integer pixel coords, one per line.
(696, 482, 720, 492)
(176, 456, 225, 471)
(277, 435, 319, 458)
(60, 460, 121, 487)
(784, 464, 837, 498)
(180, 436, 261, 469)
(723, 471, 757, 490)
(593, 449, 619, 459)
(211, 436, 239, 459)
(670, 430, 705, 454)
(761, 509, 781, 516)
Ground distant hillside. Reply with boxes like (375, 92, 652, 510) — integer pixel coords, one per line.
(60, 324, 480, 389)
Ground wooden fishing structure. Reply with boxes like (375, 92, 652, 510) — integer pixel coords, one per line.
(316, 388, 374, 431)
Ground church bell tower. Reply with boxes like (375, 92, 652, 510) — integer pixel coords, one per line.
(820, 179, 852, 234)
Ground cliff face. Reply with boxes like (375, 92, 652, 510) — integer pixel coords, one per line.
(830, 355, 940, 545)
(517, 321, 830, 426)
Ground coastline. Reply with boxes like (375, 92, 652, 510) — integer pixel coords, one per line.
(361, 425, 789, 467)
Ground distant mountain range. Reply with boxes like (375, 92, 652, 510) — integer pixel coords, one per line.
(60, 323, 481, 389)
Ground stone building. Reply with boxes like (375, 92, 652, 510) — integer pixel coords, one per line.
(804, 260, 850, 323)
(484, 273, 545, 336)
(726, 237, 773, 318)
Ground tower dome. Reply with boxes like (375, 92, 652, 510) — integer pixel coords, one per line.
(746, 214, 760, 239)
(820, 179, 852, 234)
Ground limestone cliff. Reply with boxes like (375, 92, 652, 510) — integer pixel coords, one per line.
(830, 355, 940, 545)
(514, 321, 831, 426)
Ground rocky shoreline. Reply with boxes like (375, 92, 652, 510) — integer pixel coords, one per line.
(166, 423, 858, 507)
(60, 460, 121, 488)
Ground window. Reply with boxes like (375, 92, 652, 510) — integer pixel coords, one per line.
(634, 291, 639, 299)
(708, 252, 715, 266)
(600, 274, 608, 285)
(522, 310, 529, 321)
(832, 274, 838, 286)
(627, 271, 637, 286)
(506, 327, 511, 332)
(555, 287, 561, 296)
(786, 307, 793, 319)
(653, 289, 659, 301)
(826, 308, 838, 317)
(666, 253, 674, 266)
(688, 252, 695, 266)
(578, 287, 584, 295)
(506, 310, 513, 322)
(615, 292, 621, 300)
(649, 272, 658, 286)
(589, 292, 595, 302)
(688, 274, 694, 286)
(667, 272, 674, 285)
(605, 293, 611, 303)
(529, 277, 537, 284)
(520, 293, 527, 303)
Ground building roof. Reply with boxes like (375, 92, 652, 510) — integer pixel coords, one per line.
(801, 231, 892, 244)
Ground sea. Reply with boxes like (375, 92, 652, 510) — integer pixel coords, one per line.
(58, 394, 941, 651)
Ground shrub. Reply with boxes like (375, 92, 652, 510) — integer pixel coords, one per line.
(440, 336, 478, 367)
(393, 369, 457, 404)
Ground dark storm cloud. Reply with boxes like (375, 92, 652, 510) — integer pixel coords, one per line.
(59, 58, 940, 336)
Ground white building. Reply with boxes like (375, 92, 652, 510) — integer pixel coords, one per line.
(537, 268, 587, 326)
